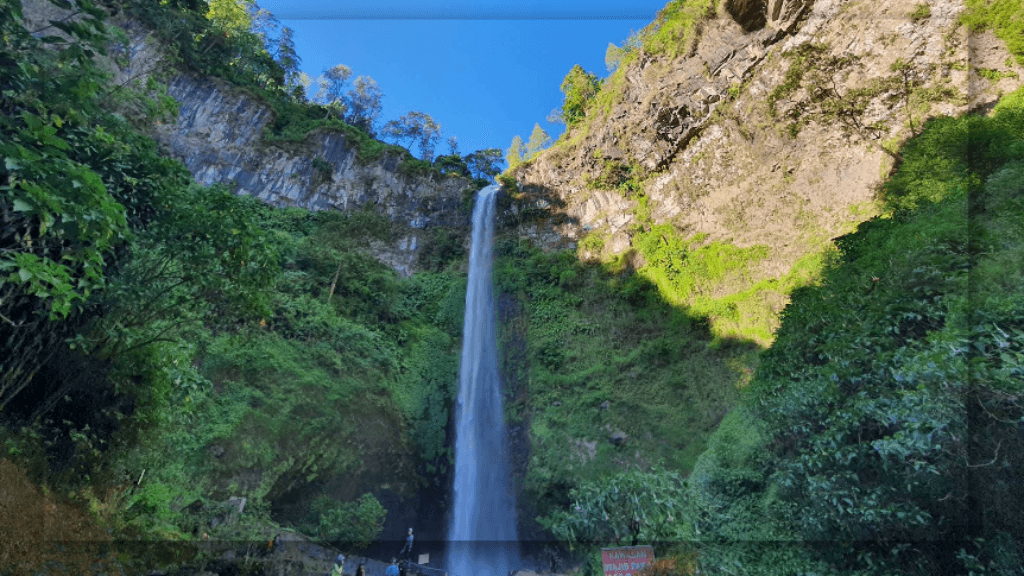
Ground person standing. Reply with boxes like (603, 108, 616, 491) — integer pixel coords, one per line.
(399, 528, 414, 560)
(331, 554, 346, 576)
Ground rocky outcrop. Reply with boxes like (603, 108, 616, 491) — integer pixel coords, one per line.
(22, 0, 475, 276)
(155, 75, 474, 228)
(511, 0, 1021, 272)
(150, 74, 478, 275)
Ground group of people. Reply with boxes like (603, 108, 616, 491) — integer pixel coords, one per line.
(331, 528, 415, 576)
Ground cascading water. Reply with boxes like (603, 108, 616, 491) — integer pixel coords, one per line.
(446, 184, 520, 576)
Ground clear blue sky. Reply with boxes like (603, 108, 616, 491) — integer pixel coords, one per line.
(258, 0, 667, 162)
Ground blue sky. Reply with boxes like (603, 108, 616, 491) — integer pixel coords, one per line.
(258, 0, 667, 162)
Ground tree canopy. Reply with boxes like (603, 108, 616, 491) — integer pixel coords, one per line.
(381, 111, 441, 160)
(559, 64, 601, 128)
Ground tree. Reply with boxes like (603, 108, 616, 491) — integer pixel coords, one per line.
(248, 2, 278, 47)
(415, 113, 441, 161)
(206, 0, 254, 36)
(447, 136, 459, 156)
(343, 76, 384, 136)
(526, 123, 551, 159)
(294, 71, 314, 101)
(381, 111, 440, 160)
(274, 26, 301, 91)
(546, 108, 565, 126)
(0, 3, 132, 409)
(246, 4, 301, 93)
(433, 154, 470, 178)
(315, 64, 353, 118)
(605, 41, 625, 72)
(505, 135, 526, 168)
(465, 148, 503, 180)
(559, 64, 601, 128)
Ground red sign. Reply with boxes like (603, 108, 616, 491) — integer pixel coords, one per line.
(601, 546, 655, 576)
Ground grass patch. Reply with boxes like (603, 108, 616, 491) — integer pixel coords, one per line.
(909, 3, 931, 22)
(641, 0, 719, 58)
(962, 0, 1024, 64)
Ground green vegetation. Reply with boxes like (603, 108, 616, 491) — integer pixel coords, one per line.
(683, 85, 1024, 574)
(572, 191, 824, 347)
(540, 0, 718, 148)
(302, 493, 386, 550)
(540, 465, 688, 546)
(978, 67, 1020, 81)
(962, 0, 1024, 64)
(587, 159, 643, 195)
(526, 4, 1024, 573)
(526, 123, 553, 158)
(559, 65, 602, 128)
(641, 0, 718, 58)
(1, 2, 467, 570)
(5, 0, 1024, 573)
(909, 3, 931, 22)
(493, 239, 751, 524)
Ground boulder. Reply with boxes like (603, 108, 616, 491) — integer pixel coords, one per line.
(610, 431, 628, 446)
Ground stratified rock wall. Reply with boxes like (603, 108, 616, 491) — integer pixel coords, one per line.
(23, 0, 476, 276)
(155, 75, 473, 230)
(512, 0, 1021, 271)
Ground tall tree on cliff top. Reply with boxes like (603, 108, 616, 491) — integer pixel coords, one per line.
(465, 149, 503, 180)
(315, 64, 353, 118)
(381, 111, 441, 160)
(559, 64, 601, 128)
(526, 123, 551, 159)
(207, 0, 254, 35)
(248, 3, 301, 94)
(344, 76, 384, 136)
(505, 135, 526, 168)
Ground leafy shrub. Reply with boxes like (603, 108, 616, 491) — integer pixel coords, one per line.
(962, 0, 1024, 64)
(302, 493, 386, 550)
(539, 465, 688, 547)
(909, 3, 931, 21)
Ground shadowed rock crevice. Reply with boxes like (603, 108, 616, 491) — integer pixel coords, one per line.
(724, 0, 768, 32)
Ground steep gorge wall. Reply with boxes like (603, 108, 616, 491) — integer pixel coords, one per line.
(22, 0, 475, 276)
(512, 0, 1021, 271)
(153, 75, 475, 275)
(154, 75, 474, 228)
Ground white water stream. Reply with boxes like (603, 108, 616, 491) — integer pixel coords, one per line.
(445, 185, 521, 576)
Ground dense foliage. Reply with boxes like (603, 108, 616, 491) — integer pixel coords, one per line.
(1, 1, 467, 571)
(558, 65, 602, 129)
(302, 493, 387, 550)
(684, 86, 1024, 574)
(491, 237, 752, 536)
(530, 3, 1024, 573)
(4, 0, 1024, 574)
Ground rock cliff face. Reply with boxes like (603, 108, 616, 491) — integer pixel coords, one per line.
(154, 75, 473, 230)
(21, 0, 475, 276)
(512, 0, 1021, 270)
(152, 75, 476, 276)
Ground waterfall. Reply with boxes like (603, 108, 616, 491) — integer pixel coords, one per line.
(446, 184, 520, 576)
